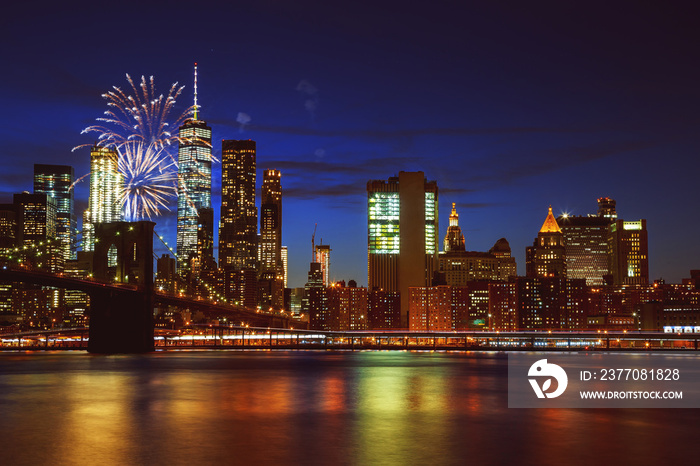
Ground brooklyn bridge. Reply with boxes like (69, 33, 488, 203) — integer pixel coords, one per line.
(0, 221, 292, 353)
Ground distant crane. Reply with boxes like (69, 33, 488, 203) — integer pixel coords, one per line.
(311, 223, 317, 262)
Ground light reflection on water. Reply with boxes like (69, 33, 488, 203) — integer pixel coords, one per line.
(0, 351, 698, 465)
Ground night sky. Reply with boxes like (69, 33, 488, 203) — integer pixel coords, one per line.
(2, 1, 698, 287)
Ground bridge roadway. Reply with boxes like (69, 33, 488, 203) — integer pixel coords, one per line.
(0, 267, 292, 329)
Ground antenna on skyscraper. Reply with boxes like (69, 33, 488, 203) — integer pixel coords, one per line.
(311, 223, 317, 262)
(193, 62, 199, 120)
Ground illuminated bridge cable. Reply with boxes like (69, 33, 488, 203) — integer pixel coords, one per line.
(153, 230, 179, 260)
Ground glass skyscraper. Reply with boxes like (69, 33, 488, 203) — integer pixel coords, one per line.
(219, 139, 257, 306)
(33, 164, 76, 260)
(176, 64, 212, 272)
(83, 146, 122, 252)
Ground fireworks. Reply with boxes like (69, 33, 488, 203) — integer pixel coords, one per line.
(81, 74, 191, 153)
(76, 74, 197, 221)
(119, 141, 178, 221)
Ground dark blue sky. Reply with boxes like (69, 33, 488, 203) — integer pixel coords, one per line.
(2, 1, 698, 287)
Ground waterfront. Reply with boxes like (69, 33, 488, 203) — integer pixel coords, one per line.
(1, 351, 699, 465)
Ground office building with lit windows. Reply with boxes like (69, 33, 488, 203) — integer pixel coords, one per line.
(258, 170, 284, 309)
(34, 164, 75, 260)
(526, 206, 566, 278)
(327, 281, 368, 331)
(368, 289, 401, 329)
(557, 197, 616, 285)
(219, 139, 258, 306)
(83, 145, 122, 252)
(609, 219, 649, 286)
(176, 64, 212, 273)
(367, 171, 438, 328)
(259, 170, 282, 271)
(13, 192, 57, 246)
(13, 192, 62, 272)
(304, 263, 328, 330)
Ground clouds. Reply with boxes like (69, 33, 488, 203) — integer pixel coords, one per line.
(296, 79, 319, 120)
(236, 112, 252, 132)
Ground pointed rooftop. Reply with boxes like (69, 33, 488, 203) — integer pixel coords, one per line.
(540, 206, 562, 233)
(449, 202, 459, 227)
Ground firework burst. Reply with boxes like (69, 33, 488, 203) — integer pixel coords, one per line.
(75, 74, 202, 221)
(119, 141, 178, 221)
(81, 74, 191, 153)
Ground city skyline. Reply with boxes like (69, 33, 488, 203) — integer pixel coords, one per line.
(2, 2, 699, 286)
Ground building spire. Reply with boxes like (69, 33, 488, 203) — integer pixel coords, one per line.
(193, 62, 199, 120)
(539, 205, 562, 233)
(449, 202, 459, 227)
(444, 202, 466, 252)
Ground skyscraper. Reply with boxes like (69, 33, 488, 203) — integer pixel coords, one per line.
(13, 192, 57, 246)
(13, 192, 62, 272)
(609, 219, 649, 286)
(219, 139, 257, 305)
(526, 206, 566, 278)
(443, 203, 465, 252)
(83, 145, 122, 251)
(315, 243, 331, 286)
(367, 171, 438, 327)
(281, 246, 288, 288)
(557, 198, 616, 285)
(304, 262, 328, 330)
(259, 170, 282, 271)
(259, 169, 283, 309)
(176, 63, 212, 273)
(34, 164, 75, 260)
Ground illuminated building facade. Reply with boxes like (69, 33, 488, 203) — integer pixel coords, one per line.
(83, 145, 122, 252)
(281, 246, 288, 288)
(315, 243, 331, 286)
(526, 206, 566, 278)
(515, 277, 587, 330)
(192, 207, 215, 278)
(367, 289, 400, 329)
(260, 170, 282, 270)
(409, 283, 491, 331)
(609, 219, 649, 286)
(367, 171, 438, 327)
(557, 197, 616, 285)
(304, 263, 328, 330)
(489, 282, 517, 331)
(177, 65, 212, 273)
(408, 286, 452, 331)
(439, 205, 516, 284)
(327, 281, 368, 330)
(34, 164, 75, 260)
(219, 139, 258, 305)
(444, 203, 465, 252)
(13, 193, 57, 247)
(258, 170, 284, 309)
(439, 249, 517, 284)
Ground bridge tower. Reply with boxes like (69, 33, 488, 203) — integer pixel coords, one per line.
(88, 221, 155, 353)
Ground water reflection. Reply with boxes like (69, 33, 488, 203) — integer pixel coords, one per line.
(0, 351, 699, 464)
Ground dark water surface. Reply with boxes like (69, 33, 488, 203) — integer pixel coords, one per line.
(0, 350, 698, 465)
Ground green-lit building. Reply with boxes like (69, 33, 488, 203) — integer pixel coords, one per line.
(367, 171, 438, 328)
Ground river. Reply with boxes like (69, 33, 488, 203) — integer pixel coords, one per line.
(0, 350, 698, 465)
